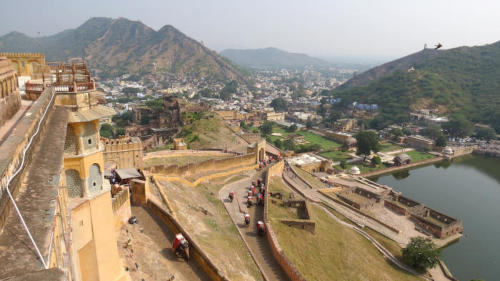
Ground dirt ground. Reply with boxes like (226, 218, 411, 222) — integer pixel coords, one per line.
(157, 173, 264, 281)
(117, 206, 209, 281)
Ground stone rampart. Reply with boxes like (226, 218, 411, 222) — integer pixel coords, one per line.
(0, 87, 56, 232)
(148, 152, 256, 178)
(112, 188, 131, 231)
(263, 161, 308, 281)
(147, 200, 230, 281)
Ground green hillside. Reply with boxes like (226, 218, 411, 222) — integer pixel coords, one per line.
(332, 42, 500, 132)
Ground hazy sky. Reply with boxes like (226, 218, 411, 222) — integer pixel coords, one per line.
(1, 0, 499, 61)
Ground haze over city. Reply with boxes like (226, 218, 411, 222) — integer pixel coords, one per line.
(2, 0, 500, 61)
(0, 1, 499, 280)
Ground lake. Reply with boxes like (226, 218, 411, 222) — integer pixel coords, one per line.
(373, 154, 500, 281)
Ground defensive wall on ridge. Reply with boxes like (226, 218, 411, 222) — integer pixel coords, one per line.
(0, 87, 56, 232)
(147, 152, 256, 179)
(263, 161, 308, 281)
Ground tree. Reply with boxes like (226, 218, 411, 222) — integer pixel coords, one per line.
(402, 237, 441, 271)
(355, 131, 380, 156)
(270, 98, 288, 112)
(273, 139, 283, 149)
(390, 128, 403, 138)
(316, 106, 327, 118)
(306, 119, 313, 129)
(122, 87, 141, 96)
(286, 124, 298, 132)
(259, 121, 273, 136)
(402, 127, 412, 136)
(443, 115, 473, 138)
(115, 128, 125, 137)
(371, 155, 382, 166)
(140, 114, 150, 125)
(436, 134, 447, 147)
(100, 123, 113, 138)
(475, 127, 496, 141)
(220, 80, 238, 101)
(283, 139, 296, 151)
(421, 124, 442, 140)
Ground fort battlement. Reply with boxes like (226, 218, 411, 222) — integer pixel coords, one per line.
(0, 52, 45, 58)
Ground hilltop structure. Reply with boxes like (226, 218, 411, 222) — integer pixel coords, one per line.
(0, 53, 128, 281)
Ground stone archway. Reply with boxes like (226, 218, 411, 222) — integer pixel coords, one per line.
(65, 169, 83, 198)
(88, 163, 103, 194)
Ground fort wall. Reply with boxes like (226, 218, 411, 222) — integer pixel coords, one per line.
(148, 152, 256, 179)
(112, 188, 132, 231)
(147, 200, 230, 281)
(102, 136, 143, 169)
(0, 87, 55, 232)
(263, 161, 308, 281)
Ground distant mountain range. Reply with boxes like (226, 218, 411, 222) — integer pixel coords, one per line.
(220, 47, 331, 69)
(333, 43, 500, 132)
(0, 17, 245, 81)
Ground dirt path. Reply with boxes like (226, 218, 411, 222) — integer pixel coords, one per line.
(219, 171, 289, 281)
(119, 206, 209, 281)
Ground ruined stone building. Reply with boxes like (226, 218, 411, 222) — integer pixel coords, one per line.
(128, 94, 183, 149)
(0, 53, 129, 281)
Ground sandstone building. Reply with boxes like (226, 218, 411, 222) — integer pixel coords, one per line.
(0, 54, 128, 281)
(0, 57, 21, 127)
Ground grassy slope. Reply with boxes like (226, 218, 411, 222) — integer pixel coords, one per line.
(159, 175, 263, 281)
(267, 177, 419, 281)
(179, 117, 246, 152)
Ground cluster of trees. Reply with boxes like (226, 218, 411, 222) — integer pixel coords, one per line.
(355, 131, 380, 157)
(100, 123, 125, 139)
(122, 87, 141, 96)
(270, 97, 288, 112)
(112, 111, 133, 127)
(219, 80, 238, 101)
(402, 237, 441, 271)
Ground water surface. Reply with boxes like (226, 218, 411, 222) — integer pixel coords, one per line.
(373, 155, 500, 281)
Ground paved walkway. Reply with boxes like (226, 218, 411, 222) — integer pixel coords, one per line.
(219, 171, 288, 281)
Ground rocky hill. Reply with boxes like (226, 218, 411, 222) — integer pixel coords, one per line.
(332, 42, 500, 132)
(220, 47, 331, 69)
(0, 17, 245, 81)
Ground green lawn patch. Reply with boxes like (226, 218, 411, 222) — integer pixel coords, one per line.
(320, 150, 352, 161)
(379, 142, 404, 153)
(406, 150, 436, 162)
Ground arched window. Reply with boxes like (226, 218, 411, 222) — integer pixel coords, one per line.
(65, 169, 83, 198)
(88, 164, 102, 194)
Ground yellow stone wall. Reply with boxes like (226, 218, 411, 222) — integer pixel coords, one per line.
(0, 52, 45, 76)
(70, 191, 128, 281)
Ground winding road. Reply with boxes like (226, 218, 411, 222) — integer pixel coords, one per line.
(219, 171, 289, 281)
